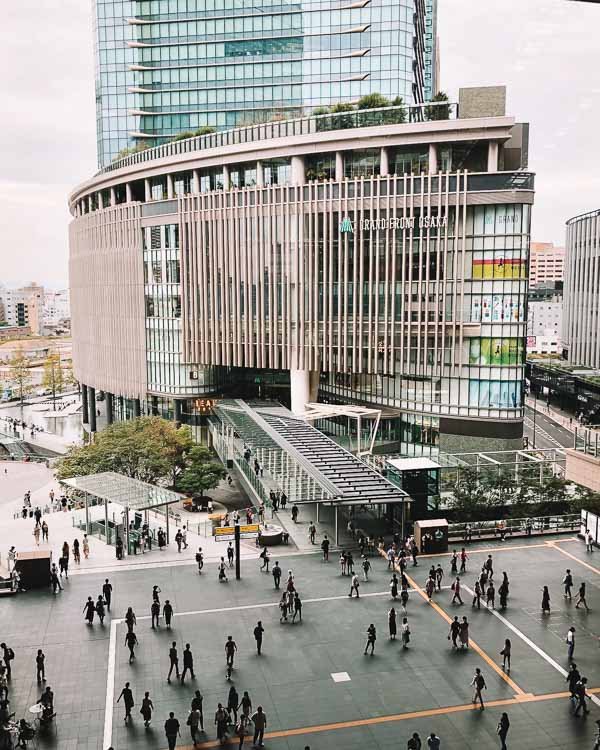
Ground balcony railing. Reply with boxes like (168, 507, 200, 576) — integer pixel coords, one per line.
(99, 100, 458, 176)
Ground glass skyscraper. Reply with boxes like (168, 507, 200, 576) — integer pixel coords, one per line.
(94, 0, 438, 167)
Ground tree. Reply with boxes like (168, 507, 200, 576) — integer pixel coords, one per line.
(55, 417, 196, 485)
(7, 347, 34, 404)
(176, 445, 226, 501)
(42, 352, 64, 408)
(448, 467, 489, 521)
(425, 91, 450, 121)
(357, 93, 390, 110)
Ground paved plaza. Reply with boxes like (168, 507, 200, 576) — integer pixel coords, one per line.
(3, 481, 600, 750)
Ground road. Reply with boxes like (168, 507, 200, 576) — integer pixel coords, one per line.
(523, 405, 575, 450)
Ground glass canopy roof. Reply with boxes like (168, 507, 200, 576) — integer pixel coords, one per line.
(61, 471, 184, 511)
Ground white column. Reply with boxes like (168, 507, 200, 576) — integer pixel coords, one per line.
(487, 141, 499, 173)
(290, 369, 310, 414)
(144, 178, 151, 202)
(125, 183, 132, 203)
(335, 151, 344, 181)
(223, 164, 229, 189)
(428, 143, 438, 173)
(256, 161, 264, 187)
(291, 155, 305, 184)
(192, 169, 200, 193)
(110, 187, 116, 206)
(98, 192, 104, 210)
(380, 147, 389, 176)
(88, 195, 93, 213)
(167, 174, 174, 199)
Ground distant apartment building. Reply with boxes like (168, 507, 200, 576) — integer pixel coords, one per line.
(529, 242, 565, 287)
(43, 289, 71, 331)
(0, 283, 44, 335)
(527, 284, 562, 355)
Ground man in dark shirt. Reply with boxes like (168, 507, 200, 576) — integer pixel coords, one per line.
(272, 562, 282, 589)
(102, 579, 113, 610)
(253, 621, 264, 655)
(164, 711, 180, 750)
(167, 642, 179, 683)
(181, 644, 195, 684)
(191, 690, 204, 731)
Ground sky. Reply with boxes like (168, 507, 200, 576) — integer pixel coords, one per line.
(0, 0, 599, 288)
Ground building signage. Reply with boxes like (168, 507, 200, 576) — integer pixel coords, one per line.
(340, 215, 447, 233)
(214, 524, 260, 541)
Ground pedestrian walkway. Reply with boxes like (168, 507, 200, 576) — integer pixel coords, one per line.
(526, 396, 599, 436)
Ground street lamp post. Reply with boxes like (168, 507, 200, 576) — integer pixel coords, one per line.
(532, 390, 537, 449)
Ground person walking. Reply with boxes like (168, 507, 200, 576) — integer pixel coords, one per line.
(450, 550, 458, 575)
(33, 525, 40, 546)
(140, 691, 154, 727)
(259, 547, 270, 572)
(321, 535, 330, 561)
(292, 592, 302, 623)
(563, 569, 573, 600)
(427, 733, 441, 750)
(448, 616, 460, 649)
(50, 566, 62, 594)
(175, 529, 183, 553)
(498, 578, 509, 610)
(362, 556, 371, 581)
(451, 577, 463, 605)
(566, 626, 576, 660)
(163, 600, 174, 629)
(167, 641, 180, 683)
(125, 630, 138, 663)
(73, 538, 80, 564)
(227, 685, 239, 724)
(339, 551, 347, 576)
(95, 595, 106, 625)
(83, 596, 96, 624)
(459, 616, 469, 650)
(390, 574, 399, 600)
(425, 576, 435, 600)
(125, 607, 137, 632)
(407, 732, 422, 749)
(214, 703, 229, 744)
(460, 548, 468, 574)
(35, 649, 45, 682)
(573, 677, 590, 716)
(151, 599, 161, 629)
(251, 706, 267, 748)
(187, 706, 202, 747)
(400, 586, 409, 615)
(541, 586, 551, 613)
(152, 585, 161, 604)
(82, 534, 90, 559)
(196, 547, 204, 574)
(388, 608, 397, 640)
(585, 529, 594, 553)
(234, 715, 247, 750)
(435, 564, 444, 591)
(486, 582, 496, 610)
(0, 644, 13, 680)
(225, 636, 238, 668)
(266, 562, 279, 592)
(279, 593, 289, 623)
(497, 712, 510, 750)
(227, 542, 235, 567)
(181, 644, 195, 683)
(484, 554, 494, 581)
(102, 578, 113, 610)
(500, 638, 511, 672)
(576, 582, 590, 611)
(364, 623, 376, 655)
(253, 621, 264, 655)
(401, 617, 411, 650)
(349, 573, 360, 598)
(238, 691, 252, 725)
(117, 682, 134, 722)
(218, 557, 228, 582)
(164, 711, 181, 749)
(41, 520, 49, 542)
(471, 668, 487, 710)
(566, 662, 581, 700)
(308, 522, 316, 544)
(472, 579, 482, 609)
(191, 690, 204, 732)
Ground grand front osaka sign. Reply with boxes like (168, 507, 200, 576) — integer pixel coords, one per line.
(339, 215, 447, 233)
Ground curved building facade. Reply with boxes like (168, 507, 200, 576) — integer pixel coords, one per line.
(564, 209, 600, 369)
(69, 90, 533, 455)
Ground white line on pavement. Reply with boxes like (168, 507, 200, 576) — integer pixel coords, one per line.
(103, 618, 119, 750)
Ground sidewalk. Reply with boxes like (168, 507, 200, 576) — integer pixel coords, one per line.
(526, 396, 599, 435)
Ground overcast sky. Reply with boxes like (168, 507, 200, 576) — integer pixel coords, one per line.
(1, 0, 599, 288)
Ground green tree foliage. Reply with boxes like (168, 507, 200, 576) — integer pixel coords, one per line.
(357, 93, 390, 110)
(41, 352, 64, 408)
(55, 417, 195, 485)
(176, 445, 226, 499)
(425, 91, 450, 121)
(6, 347, 34, 404)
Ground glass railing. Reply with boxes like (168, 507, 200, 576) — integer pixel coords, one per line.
(99, 101, 458, 176)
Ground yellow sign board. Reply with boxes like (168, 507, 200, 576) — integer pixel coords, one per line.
(214, 524, 260, 540)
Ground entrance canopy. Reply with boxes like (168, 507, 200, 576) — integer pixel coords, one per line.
(61, 471, 184, 512)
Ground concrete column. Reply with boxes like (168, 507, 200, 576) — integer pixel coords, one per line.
(144, 179, 151, 202)
(335, 152, 344, 181)
(428, 143, 438, 173)
(380, 147, 389, 176)
(98, 192, 104, 210)
(125, 183, 133, 203)
(173, 399, 182, 424)
(110, 187, 116, 206)
(223, 164, 230, 190)
(290, 369, 310, 414)
(81, 384, 89, 424)
(89, 387, 97, 432)
(256, 161, 264, 187)
(106, 392, 114, 425)
(487, 141, 499, 173)
(133, 398, 141, 417)
(192, 169, 200, 193)
(88, 195, 93, 213)
(291, 155, 305, 184)
(167, 174, 174, 199)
